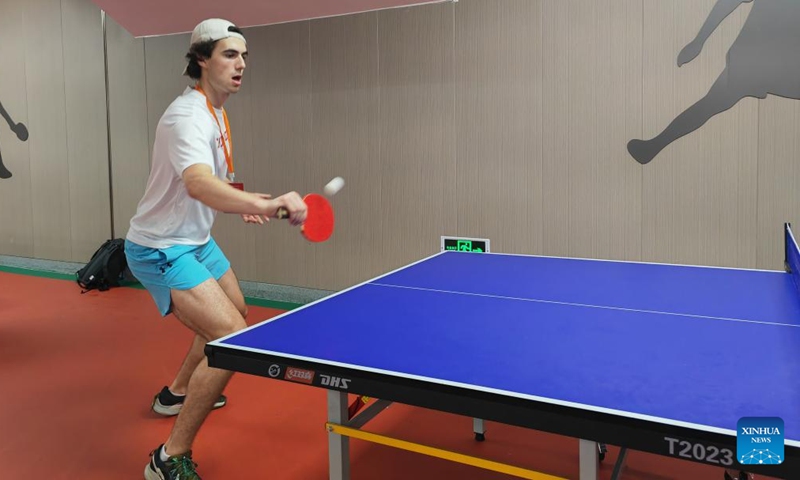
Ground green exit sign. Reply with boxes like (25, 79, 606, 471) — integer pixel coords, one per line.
(441, 236, 490, 253)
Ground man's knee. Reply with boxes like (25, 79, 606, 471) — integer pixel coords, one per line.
(215, 315, 247, 339)
(192, 314, 246, 341)
(202, 315, 247, 341)
(216, 269, 248, 320)
(170, 295, 247, 341)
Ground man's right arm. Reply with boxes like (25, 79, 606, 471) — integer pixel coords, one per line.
(166, 118, 275, 216)
(182, 164, 272, 215)
(182, 164, 307, 224)
(167, 116, 306, 222)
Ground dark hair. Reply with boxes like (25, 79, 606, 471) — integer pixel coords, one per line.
(184, 40, 217, 80)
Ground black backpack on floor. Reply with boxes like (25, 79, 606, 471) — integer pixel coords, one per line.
(76, 238, 127, 293)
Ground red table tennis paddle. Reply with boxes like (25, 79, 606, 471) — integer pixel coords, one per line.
(277, 193, 334, 242)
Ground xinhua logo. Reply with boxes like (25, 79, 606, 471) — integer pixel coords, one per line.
(737, 417, 784, 465)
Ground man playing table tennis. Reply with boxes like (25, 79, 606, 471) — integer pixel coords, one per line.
(123, 18, 307, 480)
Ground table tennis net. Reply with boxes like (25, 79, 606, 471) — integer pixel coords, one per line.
(785, 223, 800, 292)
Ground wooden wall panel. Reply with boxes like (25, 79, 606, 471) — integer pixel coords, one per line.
(24, 0, 72, 260)
(757, 96, 800, 270)
(542, 0, 643, 261)
(378, 3, 456, 270)
(62, 0, 111, 260)
(540, 0, 572, 258)
(247, 23, 314, 287)
(591, 0, 644, 262)
(0, 0, 34, 257)
(454, 0, 543, 256)
(143, 33, 193, 158)
(105, 15, 150, 240)
(309, 13, 381, 288)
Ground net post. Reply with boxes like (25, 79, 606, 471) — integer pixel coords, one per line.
(786, 223, 793, 273)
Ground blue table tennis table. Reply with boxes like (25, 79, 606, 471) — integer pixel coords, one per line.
(206, 224, 800, 479)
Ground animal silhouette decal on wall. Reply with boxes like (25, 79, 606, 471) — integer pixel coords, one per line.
(0, 100, 29, 179)
(628, 0, 799, 164)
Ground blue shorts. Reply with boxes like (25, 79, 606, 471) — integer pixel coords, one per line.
(124, 238, 231, 317)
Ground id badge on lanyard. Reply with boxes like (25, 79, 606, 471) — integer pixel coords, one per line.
(195, 85, 243, 190)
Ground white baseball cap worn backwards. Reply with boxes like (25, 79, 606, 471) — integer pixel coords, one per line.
(189, 18, 246, 47)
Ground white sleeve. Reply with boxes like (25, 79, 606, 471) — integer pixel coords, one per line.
(167, 118, 215, 176)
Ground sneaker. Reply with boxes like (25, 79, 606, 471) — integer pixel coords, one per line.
(144, 444, 201, 480)
(152, 386, 227, 416)
(724, 470, 754, 480)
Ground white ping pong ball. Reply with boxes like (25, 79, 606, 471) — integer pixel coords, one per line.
(324, 176, 345, 196)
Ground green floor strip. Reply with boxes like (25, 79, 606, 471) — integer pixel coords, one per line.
(244, 297, 302, 311)
(0, 265, 74, 281)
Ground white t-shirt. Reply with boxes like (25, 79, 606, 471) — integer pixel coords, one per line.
(126, 86, 230, 249)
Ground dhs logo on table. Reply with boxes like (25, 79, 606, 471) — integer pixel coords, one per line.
(320, 374, 350, 390)
(737, 417, 784, 465)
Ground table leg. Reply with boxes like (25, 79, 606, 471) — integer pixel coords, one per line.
(579, 439, 598, 480)
(328, 390, 350, 480)
(611, 447, 628, 480)
(473, 418, 486, 441)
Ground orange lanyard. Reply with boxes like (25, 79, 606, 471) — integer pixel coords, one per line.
(194, 85, 234, 181)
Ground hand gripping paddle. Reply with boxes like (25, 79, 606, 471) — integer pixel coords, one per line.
(277, 193, 334, 242)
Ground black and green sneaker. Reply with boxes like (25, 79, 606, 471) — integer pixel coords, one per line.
(152, 386, 227, 416)
(144, 444, 201, 480)
(724, 470, 754, 480)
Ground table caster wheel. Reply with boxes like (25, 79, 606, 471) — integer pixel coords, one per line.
(597, 443, 607, 462)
